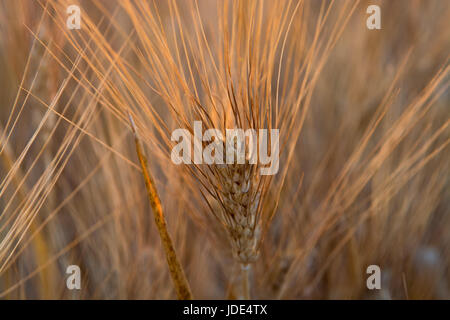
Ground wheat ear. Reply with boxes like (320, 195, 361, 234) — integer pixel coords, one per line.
(128, 112, 193, 300)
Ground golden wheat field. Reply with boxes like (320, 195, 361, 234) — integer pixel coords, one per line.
(0, 0, 449, 300)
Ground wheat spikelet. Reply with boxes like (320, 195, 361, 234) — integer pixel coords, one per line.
(213, 141, 261, 265)
(204, 134, 265, 299)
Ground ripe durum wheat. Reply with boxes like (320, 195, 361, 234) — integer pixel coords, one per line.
(0, 0, 449, 300)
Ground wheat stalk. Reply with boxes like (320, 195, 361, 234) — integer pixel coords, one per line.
(128, 112, 192, 300)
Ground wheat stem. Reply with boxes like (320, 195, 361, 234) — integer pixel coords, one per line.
(128, 112, 193, 300)
(241, 263, 251, 300)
